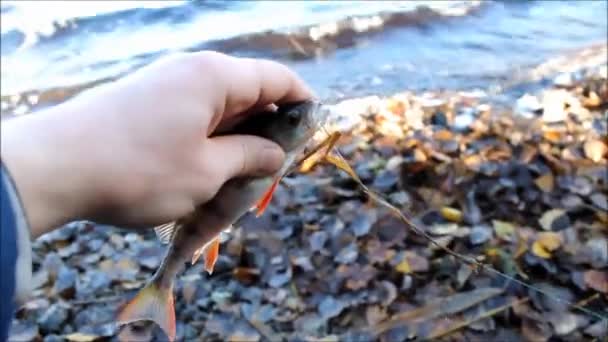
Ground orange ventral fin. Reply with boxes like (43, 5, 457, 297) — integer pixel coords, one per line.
(203, 237, 220, 275)
(254, 178, 280, 217)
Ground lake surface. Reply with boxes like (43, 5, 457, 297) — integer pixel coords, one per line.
(1, 0, 606, 114)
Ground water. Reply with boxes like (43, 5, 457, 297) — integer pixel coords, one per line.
(1, 0, 606, 114)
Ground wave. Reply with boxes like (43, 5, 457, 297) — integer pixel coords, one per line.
(199, 2, 485, 60)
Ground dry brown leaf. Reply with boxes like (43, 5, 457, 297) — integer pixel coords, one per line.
(434, 129, 454, 141)
(534, 173, 554, 193)
(583, 139, 607, 163)
(584, 270, 608, 293)
(543, 130, 562, 144)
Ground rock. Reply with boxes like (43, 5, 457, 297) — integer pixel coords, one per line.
(334, 243, 359, 264)
(43, 253, 65, 280)
(38, 303, 69, 333)
(43, 334, 64, 342)
(453, 110, 475, 131)
(553, 72, 574, 87)
(350, 211, 375, 237)
(470, 225, 493, 245)
(308, 231, 328, 252)
(53, 266, 78, 299)
(539, 209, 570, 231)
(372, 170, 398, 192)
(541, 89, 580, 123)
(294, 313, 326, 335)
(9, 321, 39, 341)
(516, 93, 542, 117)
(431, 111, 448, 126)
(318, 296, 346, 320)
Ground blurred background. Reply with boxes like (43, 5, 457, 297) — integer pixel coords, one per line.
(1, 0, 606, 114)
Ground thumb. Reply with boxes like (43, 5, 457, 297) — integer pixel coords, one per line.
(206, 134, 286, 182)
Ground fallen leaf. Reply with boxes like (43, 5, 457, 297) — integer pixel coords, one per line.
(584, 139, 607, 162)
(538, 209, 570, 231)
(395, 258, 411, 274)
(493, 220, 515, 241)
(440, 207, 463, 223)
(534, 173, 554, 192)
(584, 270, 608, 293)
(536, 232, 562, 251)
(531, 241, 552, 259)
(64, 332, 99, 342)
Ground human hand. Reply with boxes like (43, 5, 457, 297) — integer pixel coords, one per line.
(0, 51, 314, 238)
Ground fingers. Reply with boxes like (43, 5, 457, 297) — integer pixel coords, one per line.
(205, 134, 286, 183)
(222, 56, 315, 116)
(192, 51, 315, 133)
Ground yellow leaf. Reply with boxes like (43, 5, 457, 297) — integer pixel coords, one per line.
(493, 220, 515, 240)
(64, 333, 98, 342)
(440, 207, 463, 223)
(536, 232, 562, 251)
(396, 258, 411, 274)
(485, 248, 499, 258)
(531, 241, 552, 259)
(534, 173, 554, 192)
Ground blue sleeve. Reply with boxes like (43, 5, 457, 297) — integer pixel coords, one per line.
(0, 162, 33, 342)
(0, 163, 18, 342)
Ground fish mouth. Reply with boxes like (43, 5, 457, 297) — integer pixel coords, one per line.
(303, 100, 329, 132)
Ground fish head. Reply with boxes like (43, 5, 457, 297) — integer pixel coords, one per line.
(231, 100, 328, 155)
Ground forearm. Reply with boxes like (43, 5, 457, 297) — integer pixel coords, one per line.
(0, 104, 102, 238)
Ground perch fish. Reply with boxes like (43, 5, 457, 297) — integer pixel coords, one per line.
(116, 100, 327, 341)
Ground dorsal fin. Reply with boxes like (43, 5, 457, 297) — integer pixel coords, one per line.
(154, 222, 177, 244)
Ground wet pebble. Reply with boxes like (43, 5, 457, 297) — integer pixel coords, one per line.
(295, 313, 326, 335)
(453, 111, 475, 131)
(38, 303, 69, 333)
(590, 192, 608, 211)
(350, 211, 375, 237)
(590, 237, 608, 266)
(372, 170, 398, 192)
(43, 334, 64, 342)
(470, 225, 493, 245)
(318, 296, 346, 320)
(309, 231, 328, 252)
(268, 266, 292, 288)
(334, 243, 359, 264)
(53, 266, 78, 298)
(9, 322, 39, 341)
(431, 111, 448, 126)
(76, 270, 111, 297)
(43, 253, 65, 280)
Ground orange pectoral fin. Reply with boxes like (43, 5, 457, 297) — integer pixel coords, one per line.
(254, 178, 280, 217)
(203, 237, 220, 275)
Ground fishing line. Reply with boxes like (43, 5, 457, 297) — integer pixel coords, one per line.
(308, 124, 607, 322)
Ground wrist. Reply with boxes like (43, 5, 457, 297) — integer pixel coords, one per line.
(1, 105, 98, 237)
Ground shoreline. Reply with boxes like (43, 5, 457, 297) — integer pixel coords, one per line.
(1, 41, 606, 119)
(7, 46, 607, 341)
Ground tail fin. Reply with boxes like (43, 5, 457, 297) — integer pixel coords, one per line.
(117, 281, 176, 342)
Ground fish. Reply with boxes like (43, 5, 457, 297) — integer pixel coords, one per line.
(116, 100, 327, 341)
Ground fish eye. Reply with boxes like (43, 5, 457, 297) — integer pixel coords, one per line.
(287, 109, 301, 125)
